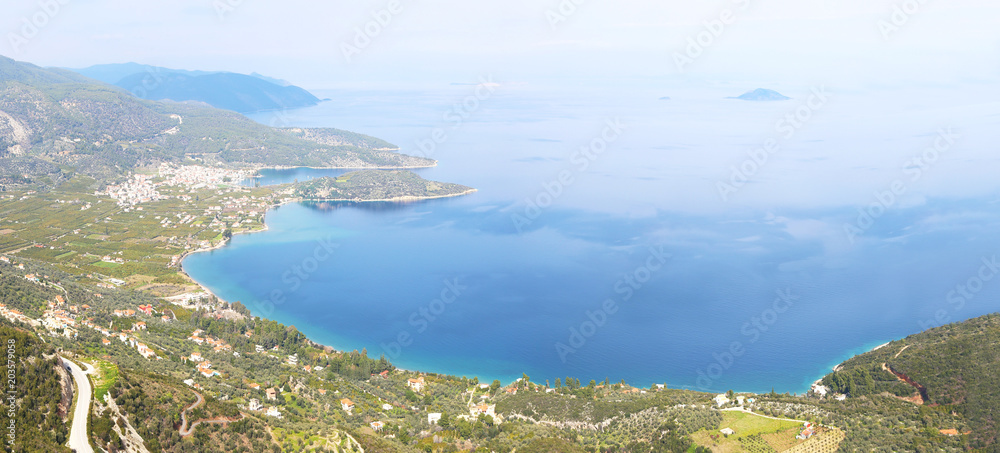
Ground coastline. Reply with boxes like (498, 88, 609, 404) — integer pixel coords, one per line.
(173, 179, 896, 394)
(249, 161, 437, 172)
(174, 187, 476, 330)
(799, 339, 897, 395)
(300, 188, 478, 204)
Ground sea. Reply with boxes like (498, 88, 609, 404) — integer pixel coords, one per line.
(182, 79, 1000, 394)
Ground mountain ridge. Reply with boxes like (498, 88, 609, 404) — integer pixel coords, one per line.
(70, 62, 320, 113)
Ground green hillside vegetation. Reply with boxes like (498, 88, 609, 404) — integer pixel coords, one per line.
(6, 54, 1000, 453)
(294, 170, 475, 201)
(0, 56, 432, 186)
(279, 127, 398, 151)
(1, 255, 997, 451)
(0, 324, 72, 453)
(822, 314, 1000, 449)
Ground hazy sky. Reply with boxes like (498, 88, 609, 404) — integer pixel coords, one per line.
(2, 0, 998, 88)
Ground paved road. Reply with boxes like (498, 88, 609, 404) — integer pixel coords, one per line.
(64, 358, 94, 453)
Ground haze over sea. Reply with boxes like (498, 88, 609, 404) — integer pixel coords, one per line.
(183, 80, 1000, 394)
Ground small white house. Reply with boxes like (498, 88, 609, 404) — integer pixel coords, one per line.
(720, 427, 735, 436)
(428, 413, 442, 425)
(714, 394, 731, 407)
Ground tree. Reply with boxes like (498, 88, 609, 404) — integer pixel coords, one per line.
(555, 378, 562, 389)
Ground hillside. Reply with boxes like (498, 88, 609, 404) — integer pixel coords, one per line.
(0, 56, 432, 186)
(822, 314, 1000, 449)
(73, 63, 320, 113)
(293, 170, 475, 201)
(71, 62, 217, 84)
(0, 219, 993, 452)
(115, 71, 320, 113)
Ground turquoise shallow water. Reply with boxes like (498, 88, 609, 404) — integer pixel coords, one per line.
(184, 84, 1000, 393)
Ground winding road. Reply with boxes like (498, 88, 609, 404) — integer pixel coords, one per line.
(64, 358, 94, 453)
(179, 390, 243, 436)
(178, 391, 204, 436)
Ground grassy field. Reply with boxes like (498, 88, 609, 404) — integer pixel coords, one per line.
(691, 410, 806, 453)
(85, 357, 120, 402)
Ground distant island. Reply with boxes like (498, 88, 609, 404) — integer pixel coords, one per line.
(71, 63, 321, 113)
(729, 88, 790, 101)
(658, 96, 671, 100)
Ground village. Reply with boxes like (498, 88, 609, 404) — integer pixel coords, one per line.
(101, 164, 255, 207)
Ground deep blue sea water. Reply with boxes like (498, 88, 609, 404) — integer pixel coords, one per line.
(183, 81, 1000, 393)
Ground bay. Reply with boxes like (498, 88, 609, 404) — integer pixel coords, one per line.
(183, 81, 1000, 393)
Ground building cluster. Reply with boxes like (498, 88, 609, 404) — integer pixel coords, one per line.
(158, 164, 251, 188)
(0, 304, 39, 328)
(184, 329, 243, 378)
(41, 295, 80, 338)
(203, 194, 269, 231)
(187, 329, 234, 353)
(102, 174, 165, 206)
(713, 393, 752, 408)
(100, 165, 253, 206)
(797, 422, 817, 440)
(81, 305, 163, 360)
(244, 397, 281, 418)
(466, 403, 497, 420)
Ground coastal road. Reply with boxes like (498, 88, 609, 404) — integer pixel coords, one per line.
(64, 358, 95, 453)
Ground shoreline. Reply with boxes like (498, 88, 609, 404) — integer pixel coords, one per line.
(173, 187, 477, 355)
(300, 188, 478, 204)
(800, 339, 896, 395)
(172, 183, 899, 394)
(248, 162, 437, 173)
(176, 188, 476, 286)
